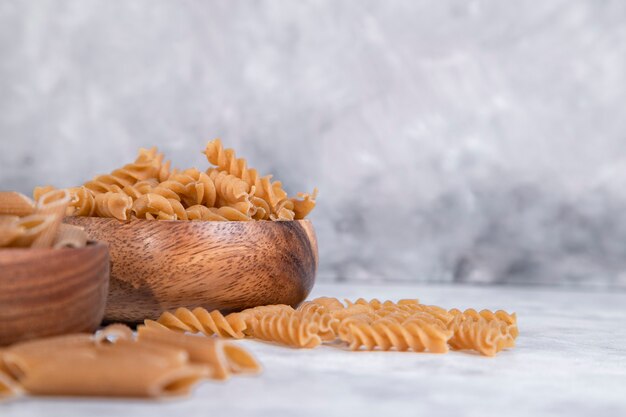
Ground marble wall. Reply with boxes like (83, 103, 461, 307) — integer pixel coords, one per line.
(2, 0, 626, 287)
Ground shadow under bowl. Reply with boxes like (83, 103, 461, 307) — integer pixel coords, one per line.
(64, 217, 318, 323)
(0, 242, 110, 346)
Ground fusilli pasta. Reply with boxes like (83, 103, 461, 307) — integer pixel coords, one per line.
(155, 307, 247, 339)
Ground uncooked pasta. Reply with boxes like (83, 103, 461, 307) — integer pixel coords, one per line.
(31, 140, 317, 222)
(150, 297, 517, 357)
(0, 192, 89, 250)
(0, 324, 259, 398)
(156, 307, 247, 339)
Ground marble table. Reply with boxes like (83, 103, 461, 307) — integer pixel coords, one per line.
(2, 283, 625, 417)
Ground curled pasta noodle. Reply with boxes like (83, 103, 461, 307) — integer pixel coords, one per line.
(10, 214, 56, 248)
(294, 303, 338, 341)
(290, 189, 318, 220)
(185, 205, 250, 221)
(340, 316, 452, 353)
(182, 170, 217, 207)
(120, 179, 158, 200)
(449, 308, 518, 339)
(248, 311, 321, 348)
(32, 186, 56, 202)
(238, 304, 295, 325)
(0, 192, 35, 216)
(0, 216, 23, 247)
(155, 307, 247, 339)
(207, 169, 253, 204)
(84, 148, 163, 194)
(94, 192, 132, 220)
(270, 199, 295, 221)
(31, 189, 71, 248)
(208, 206, 251, 221)
(204, 139, 289, 216)
(132, 193, 188, 221)
(66, 186, 96, 216)
(250, 196, 271, 220)
(447, 315, 515, 357)
(307, 297, 346, 312)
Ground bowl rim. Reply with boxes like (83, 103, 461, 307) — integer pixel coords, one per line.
(64, 217, 313, 225)
(0, 240, 108, 255)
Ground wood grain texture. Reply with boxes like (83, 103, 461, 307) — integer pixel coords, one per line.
(64, 218, 318, 323)
(0, 242, 109, 346)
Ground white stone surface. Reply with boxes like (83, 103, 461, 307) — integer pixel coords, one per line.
(2, 283, 625, 417)
(2, 1, 626, 287)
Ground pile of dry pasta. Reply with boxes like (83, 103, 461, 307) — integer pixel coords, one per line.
(33, 139, 317, 222)
(151, 297, 519, 357)
(0, 190, 87, 249)
(0, 323, 260, 399)
(0, 297, 518, 400)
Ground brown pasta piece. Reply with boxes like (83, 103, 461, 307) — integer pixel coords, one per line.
(448, 308, 518, 355)
(120, 179, 158, 200)
(31, 189, 71, 248)
(132, 193, 188, 220)
(1, 331, 208, 398)
(94, 192, 132, 220)
(156, 307, 247, 339)
(206, 169, 253, 204)
(222, 343, 262, 375)
(248, 311, 321, 348)
(0, 192, 35, 216)
(32, 186, 56, 202)
(238, 304, 296, 327)
(137, 325, 261, 379)
(295, 302, 340, 340)
(204, 139, 297, 218)
(447, 315, 515, 357)
(449, 308, 518, 339)
(0, 216, 23, 247)
(52, 224, 88, 249)
(10, 215, 56, 248)
(84, 148, 163, 194)
(290, 189, 318, 220)
(66, 186, 96, 216)
(340, 316, 453, 353)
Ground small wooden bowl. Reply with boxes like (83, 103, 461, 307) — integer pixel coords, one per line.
(64, 218, 318, 323)
(0, 242, 110, 346)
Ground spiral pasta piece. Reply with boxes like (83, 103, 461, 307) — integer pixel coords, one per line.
(84, 148, 163, 194)
(156, 307, 247, 339)
(207, 169, 252, 204)
(295, 303, 339, 341)
(248, 311, 321, 348)
(238, 304, 295, 326)
(449, 308, 518, 338)
(93, 192, 132, 220)
(448, 308, 518, 353)
(28, 189, 70, 248)
(447, 315, 515, 357)
(132, 193, 188, 220)
(290, 190, 318, 220)
(204, 139, 289, 216)
(340, 316, 452, 353)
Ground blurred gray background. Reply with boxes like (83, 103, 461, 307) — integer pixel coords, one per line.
(2, 0, 626, 288)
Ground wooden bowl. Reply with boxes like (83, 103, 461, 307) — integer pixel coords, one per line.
(64, 218, 318, 323)
(0, 242, 110, 346)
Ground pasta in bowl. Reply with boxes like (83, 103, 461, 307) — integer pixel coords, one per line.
(65, 216, 318, 323)
(34, 139, 319, 323)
